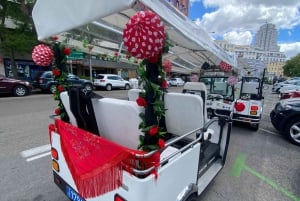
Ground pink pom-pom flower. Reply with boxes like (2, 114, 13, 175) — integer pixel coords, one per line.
(32, 44, 54, 66)
(123, 10, 166, 60)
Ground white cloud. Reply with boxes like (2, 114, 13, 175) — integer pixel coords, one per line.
(192, 0, 300, 58)
(279, 42, 300, 59)
(223, 31, 252, 45)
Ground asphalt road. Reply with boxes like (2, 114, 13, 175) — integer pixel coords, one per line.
(0, 86, 299, 201)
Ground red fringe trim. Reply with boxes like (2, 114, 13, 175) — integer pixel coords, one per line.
(53, 119, 160, 198)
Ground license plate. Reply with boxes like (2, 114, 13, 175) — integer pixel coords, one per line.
(250, 111, 257, 115)
(66, 185, 85, 201)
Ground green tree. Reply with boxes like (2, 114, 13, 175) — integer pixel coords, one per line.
(283, 53, 300, 77)
(0, 0, 38, 78)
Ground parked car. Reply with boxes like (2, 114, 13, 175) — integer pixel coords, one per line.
(272, 80, 298, 93)
(0, 74, 32, 97)
(33, 71, 93, 93)
(270, 98, 300, 146)
(169, 77, 184, 86)
(279, 81, 300, 94)
(93, 74, 130, 91)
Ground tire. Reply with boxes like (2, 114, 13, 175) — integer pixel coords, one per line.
(124, 84, 130, 90)
(13, 85, 28, 97)
(250, 123, 259, 131)
(106, 84, 112, 91)
(283, 117, 300, 146)
(49, 84, 57, 94)
(84, 83, 93, 91)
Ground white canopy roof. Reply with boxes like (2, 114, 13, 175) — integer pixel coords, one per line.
(32, 0, 236, 72)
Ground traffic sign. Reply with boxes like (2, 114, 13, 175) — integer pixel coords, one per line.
(67, 51, 84, 60)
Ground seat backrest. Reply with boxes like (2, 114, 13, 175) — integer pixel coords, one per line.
(128, 88, 144, 101)
(242, 82, 259, 94)
(92, 98, 144, 149)
(183, 82, 207, 122)
(60, 91, 77, 126)
(164, 93, 204, 139)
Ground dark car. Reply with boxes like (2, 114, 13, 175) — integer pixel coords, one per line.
(0, 74, 32, 97)
(33, 71, 93, 93)
(270, 98, 300, 146)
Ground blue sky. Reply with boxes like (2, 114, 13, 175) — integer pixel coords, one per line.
(188, 0, 300, 59)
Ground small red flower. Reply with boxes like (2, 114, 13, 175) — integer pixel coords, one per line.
(136, 97, 147, 107)
(148, 54, 159, 63)
(52, 35, 59, 41)
(52, 68, 61, 77)
(163, 59, 172, 73)
(148, 125, 159, 136)
(114, 52, 119, 56)
(158, 138, 165, 148)
(48, 124, 55, 132)
(63, 47, 71, 55)
(161, 80, 168, 89)
(54, 108, 60, 115)
(57, 85, 65, 92)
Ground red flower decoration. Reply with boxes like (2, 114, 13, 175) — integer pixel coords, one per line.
(161, 80, 168, 89)
(63, 47, 71, 55)
(163, 59, 172, 73)
(32, 44, 54, 66)
(219, 61, 232, 72)
(227, 76, 238, 86)
(136, 97, 147, 107)
(52, 68, 61, 77)
(114, 52, 119, 56)
(158, 138, 165, 148)
(57, 85, 65, 92)
(52, 35, 59, 41)
(123, 10, 166, 60)
(148, 125, 159, 136)
(54, 108, 60, 115)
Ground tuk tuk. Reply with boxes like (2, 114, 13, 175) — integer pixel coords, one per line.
(31, 0, 236, 200)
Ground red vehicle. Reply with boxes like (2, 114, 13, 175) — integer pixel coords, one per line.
(280, 90, 300, 100)
(0, 74, 32, 97)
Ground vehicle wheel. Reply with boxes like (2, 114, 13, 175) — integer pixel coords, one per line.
(124, 84, 130, 90)
(185, 194, 198, 201)
(250, 123, 259, 131)
(13, 85, 28, 97)
(284, 118, 300, 146)
(49, 84, 57, 94)
(84, 83, 93, 91)
(106, 84, 112, 91)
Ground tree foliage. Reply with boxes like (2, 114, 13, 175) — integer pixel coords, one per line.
(283, 53, 300, 77)
(0, 0, 38, 78)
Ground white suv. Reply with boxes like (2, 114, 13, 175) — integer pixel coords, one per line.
(169, 77, 185, 87)
(93, 74, 130, 91)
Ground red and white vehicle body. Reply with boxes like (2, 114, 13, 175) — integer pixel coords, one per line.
(50, 91, 232, 201)
(32, 0, 236, 201)
(232, 58, 267, 131)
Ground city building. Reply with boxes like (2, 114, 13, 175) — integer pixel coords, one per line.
(215, 23, 287, 79)
(254, 23, 280, 52)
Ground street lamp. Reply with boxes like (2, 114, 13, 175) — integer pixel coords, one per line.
(87, 44, 94, 82)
